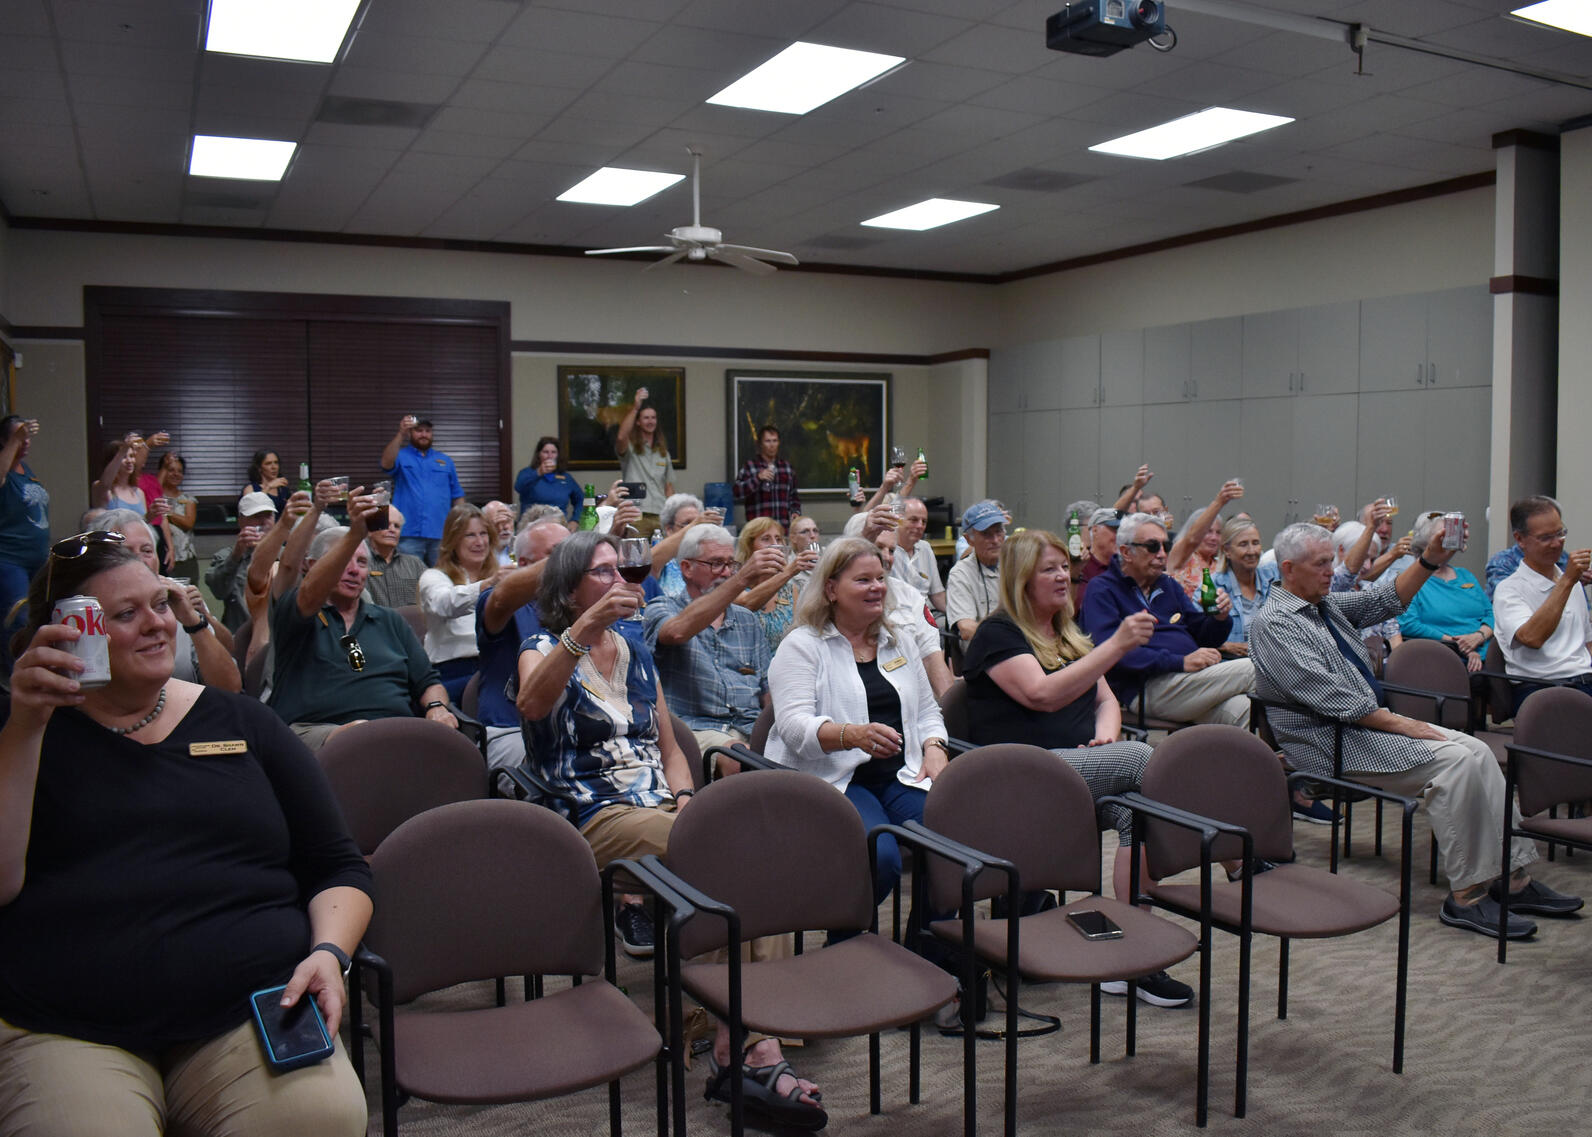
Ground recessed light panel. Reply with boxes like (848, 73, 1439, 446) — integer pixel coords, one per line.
(557, 168, 685, 207)
(189, 135, 297, 181)
(1510, 1, 1592, 38)
(707, 42, 905, 115)
(1089, 108, 1294, 160)
(861, 198, 999, 231)
(205, 0, 361, 64)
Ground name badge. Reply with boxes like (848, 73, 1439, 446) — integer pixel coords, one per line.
(882, 656, 908, 672)
(190, 740, 248, 757)
(737, 665, 758, 675)
(1460, 582, 1474, 589)
(1169, 613, 1182, 624)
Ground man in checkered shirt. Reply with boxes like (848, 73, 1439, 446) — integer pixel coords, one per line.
(1251, 521, 1582, 941)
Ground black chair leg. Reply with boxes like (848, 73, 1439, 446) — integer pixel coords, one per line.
(1374, 798, 1384, 856)
(1091, 983, 1101, 1063)
(1276, 938, 1289, 1020)
(609, 1079, 622, 1137)
(1429, 833, 1438, 886)
(869, 1032, 882, 1116)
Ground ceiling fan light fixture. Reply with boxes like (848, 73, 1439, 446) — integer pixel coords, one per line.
(861, 197, 999, 231)
(558, 167, 686, 206)
(707, 41, 906, 115)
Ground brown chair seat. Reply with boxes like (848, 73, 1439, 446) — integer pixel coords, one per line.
(1520, 813, 1592, 843)
(1147, 863, 1399, 938)
(929, 897, 1195, 983)
(387, 981, 659, 1104)
(682, 932, 955, 1038)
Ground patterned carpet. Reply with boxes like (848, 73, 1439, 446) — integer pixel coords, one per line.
(356, 807, 1592, 1136)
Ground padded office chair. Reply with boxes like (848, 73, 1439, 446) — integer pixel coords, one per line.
(395, 604, 426, 642)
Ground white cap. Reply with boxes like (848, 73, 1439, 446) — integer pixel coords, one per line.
(238, 491, 277, 518)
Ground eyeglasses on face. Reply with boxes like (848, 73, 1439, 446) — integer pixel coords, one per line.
(1526, 528, 1568, 543)
(1129, 539, 1173, 554)
(685, 558, 739, 574)
(584, 566, 620, 583)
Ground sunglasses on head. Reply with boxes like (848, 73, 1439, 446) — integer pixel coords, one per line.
(46, 530, 125, 595)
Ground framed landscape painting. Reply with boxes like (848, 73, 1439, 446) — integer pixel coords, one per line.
(726, 370, 890, 494)
(557, 365, 686, 470)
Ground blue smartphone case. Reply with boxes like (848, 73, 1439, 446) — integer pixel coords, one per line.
(249, 984, 334, 1073)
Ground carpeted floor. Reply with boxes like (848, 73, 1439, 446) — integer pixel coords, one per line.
(356, 805, 1592, 1136)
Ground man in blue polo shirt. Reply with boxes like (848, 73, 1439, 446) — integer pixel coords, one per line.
(380, 413, 463, 566)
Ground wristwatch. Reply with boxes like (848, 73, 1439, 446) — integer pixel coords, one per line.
(423, 700, 450, 715)
(182, 613, 210, 635)
(312, 941, 352, 976)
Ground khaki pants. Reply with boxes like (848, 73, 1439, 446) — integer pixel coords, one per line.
(1133, 657, 1254, 728)
(691, 727, 748, 776)
(0, 1015, 366, 1137)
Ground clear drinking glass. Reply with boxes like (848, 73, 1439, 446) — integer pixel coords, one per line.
(617, 537, 650, 585)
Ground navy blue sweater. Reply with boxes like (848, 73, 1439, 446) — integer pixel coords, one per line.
(1079, 558, 1233, 699)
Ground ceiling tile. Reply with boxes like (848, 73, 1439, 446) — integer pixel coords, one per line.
(345, 173, 474, 235)
(629, 24, 785, 72)
(921, 23, 1056, 74)
(427, 104, 552, 139)
(422, 180, 540, 240)
(558, 88, 698, 127)
(590, 60, 730, 102)
(0, 67, 66, 99)
(500, 6, 664, 56)
(345, 31, 488, 77)
(302, 120, 421, 150)
(411, 129, 525, 159)
(330, 67, 461, 105)
(198, 83, 322, 122)
(674, 0, 848, 38)
(359, 0, 521, 43)
(472, 43, 614, 88)
(803, 2, 972, 56)
(4, 96, 75, 127)
(969, 74, 1115, 115)
(508, 138, 631, 169)
(451, 80, 584, 117)
(53, 0, 201, 48)
(59, 39, 193, 81)
(540, 0, 692, 20)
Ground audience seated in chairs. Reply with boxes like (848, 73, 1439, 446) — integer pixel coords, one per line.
(1072, 506, 1121, 613)
(946, 500, 1006, 642)
(874, 525, 953, 700)
(364, 504, 427, 608)
(416, 503, 502, 701)
(1491, 495, 1592, 713)
(891, 496, 947, 613)
(1249, 520, 1582, 941)
(1166, 478, 1244, 599)
(514, 530, 821, 1131)
(1395, 509, 1498, 708)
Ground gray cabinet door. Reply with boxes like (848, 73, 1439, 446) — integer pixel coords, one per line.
(1057, 334, 1102, 409)
(1296, 301, 1360, 395)
(1292, 394, 1359, 531)
(1023, 409, 1091, 534)
(987, 411, 1027, 516)
(1241, 309, 1298, 399)
(1423, 386, 1491, 572)
(1184, 400, 1241, 518)
(1426, 286, 1493, 389)
(1142, 323, 1191, 405)
(1024, 338, 1066, 410)
(1356, 391, 1427, 520)
(988, 346, 1026, 414)
(1140, 402, 1193, 518)
(1097, 404, 1143, 505)
(1100, 329, 1144, 407)
(1190, 316, 1243, 402)
(1239, 397, 1294, 533)
(1359, 292, 1429, 392)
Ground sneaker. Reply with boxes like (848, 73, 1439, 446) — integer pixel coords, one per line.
(615, 903, 655, 958)
(1439, 894, 1536, 940)
(1100, 970, 1193, 1008)
(1226, 858, 1280, 884)
(1291, 797, 1338, 825)
(1487, 878, 1584, 916)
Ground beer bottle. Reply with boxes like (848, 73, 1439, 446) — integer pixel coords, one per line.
(296, 461, 312, 494)
(578, 484, 599, 531)
(1066, 511, 1083, 559)
(847, 467, 863, 506)
(1199, 567, 1219, 613)
(916, 446, 929, 481)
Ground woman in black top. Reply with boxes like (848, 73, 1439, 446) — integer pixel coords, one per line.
(963, 529, 1194, 1008)
(0, 533, 371, 1135)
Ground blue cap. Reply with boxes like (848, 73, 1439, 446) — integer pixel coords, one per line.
(962, 500, 1005, 532)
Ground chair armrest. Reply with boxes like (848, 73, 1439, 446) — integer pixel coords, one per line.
(946, 736, 976, 756)
(1102, 791, 1249, 844)
(900, 819, 1019, 908)
(703, 741, 782, 773)
(1378, 679, 1462, 721)
(496, 763, 578, 805)
(1101, 792, 1245, 910)
(1286, 771, 1417, 816)
(1120, 724, 1148, 742)
(1504, 741, 1592, 773)
(1250, 692, 1339, 727)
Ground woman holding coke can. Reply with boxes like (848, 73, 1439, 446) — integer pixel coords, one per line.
(0, 533, 372, 1135)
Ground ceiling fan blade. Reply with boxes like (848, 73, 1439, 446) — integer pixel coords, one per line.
(717, 243, 799, 266)
(711, 248, 777, 276)
(642, 249, 691, 272)
(585, 245, 678, 256)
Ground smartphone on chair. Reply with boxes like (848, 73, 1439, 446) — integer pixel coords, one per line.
(1066, 908, 1124, 941)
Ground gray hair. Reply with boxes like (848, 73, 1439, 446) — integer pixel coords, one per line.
(1410, 511, 1447, 552)
(1115, 511, 1164, 549)
(1331, 520, 1365, 560)
(517, 503, 564, 532)
(536, 530, 618, 633)
(1065, 500, 1100, 527)
(89, 508, 154, 546)
(515, 518, 568, 562)
(1274, 522, 1333, 565)
(308, 526, 349, 562)
(679, 524, 734, 561)
(660, 492, 703, 531)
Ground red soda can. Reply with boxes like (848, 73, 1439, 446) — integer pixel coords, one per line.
(52, 595, 112, 688)
(1441, 512, 1466, 551)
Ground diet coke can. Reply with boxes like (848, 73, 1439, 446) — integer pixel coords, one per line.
(52, 595, 112, 688)
(1442, 511, 1466, 551)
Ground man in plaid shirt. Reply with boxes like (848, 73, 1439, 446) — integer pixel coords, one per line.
(734, 424, 801, 527)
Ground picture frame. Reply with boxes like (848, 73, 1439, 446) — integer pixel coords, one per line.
(726, 370, 891, 495)
(557, 365, 686, 470)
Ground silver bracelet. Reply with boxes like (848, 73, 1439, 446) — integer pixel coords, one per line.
(838, 722, 849, 749)
(559, 629, 592, 658)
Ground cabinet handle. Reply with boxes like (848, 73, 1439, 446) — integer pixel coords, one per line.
(1428, 362, 1437, 385)
(1182, 380, 1189, 399)
(1191, 378, 1198, 398)
(1298, 371, 1305, 392)
(1416, 363, 1424, 387)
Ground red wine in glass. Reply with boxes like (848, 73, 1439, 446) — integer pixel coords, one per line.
(617, 537, 650, 585)
(618, 563, 650, 584)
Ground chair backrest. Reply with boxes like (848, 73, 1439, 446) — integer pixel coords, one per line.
(1384, 639, 1470, 730)
(317, 717, 489, 855)
(666, 769, 874, 956)
(366, 799, 604, 1004)
(231, 618, 254, 671)
(460, 670, 482, 717)
(748, 703, 774, 754)
(396, 604, 425, 641)
(1512, 686, 1592, 816)
(922, 744, 1101, 912)
(1139, 724, 1294, 877)
(938, 678, 968, 740)
(669, 714, 704, 790)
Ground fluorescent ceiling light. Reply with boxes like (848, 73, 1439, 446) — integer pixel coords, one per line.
(861, 198, 999, 231)
(1510, 0, 1592, 37)
(1089, 107, 1294, 160)
(557, 168, 685, 207)
(707, 41, 905, 115)
(189, 135, 297, 180)
(205, 0, 362, 64)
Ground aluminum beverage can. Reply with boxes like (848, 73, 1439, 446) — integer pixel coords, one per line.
(1442, 511, 1466, 551)
(52, 595, 112, 688)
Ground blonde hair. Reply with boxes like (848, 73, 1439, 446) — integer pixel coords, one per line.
(1216, 516, 1261, 574)
(436, 503, 499, 586)
(996, 529, 1094, 671)
(793, 536, 892, 644)
(735, 516, 784, 564)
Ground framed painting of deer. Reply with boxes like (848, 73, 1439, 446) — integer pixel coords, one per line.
(726, 370, 890, 495)
(556, 365, 686, 471)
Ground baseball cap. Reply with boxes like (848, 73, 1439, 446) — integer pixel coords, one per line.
(1090, 507, 1122, 529)
(962, 500, 1006, 533)
(238, 491, 277, 518)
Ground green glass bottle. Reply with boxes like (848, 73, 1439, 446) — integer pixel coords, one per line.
(916, 446, 929, 481)
(296, 461, 312, 494)
(1199, 567, 1218, 613)
(1066, 510, 1083, 559)
(578, 484, 599, 531)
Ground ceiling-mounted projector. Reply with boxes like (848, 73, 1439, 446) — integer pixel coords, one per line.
(1046, 0, 1165, 56)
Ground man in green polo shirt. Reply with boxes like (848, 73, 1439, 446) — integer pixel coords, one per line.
(269, 486, 457, 752)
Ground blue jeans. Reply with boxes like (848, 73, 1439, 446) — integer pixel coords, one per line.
(843, 777, 928, 906)
(398, 536, 440, 566)
(435, 656, 476, 703)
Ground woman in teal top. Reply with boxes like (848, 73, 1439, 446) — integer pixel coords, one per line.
(1397, 511, 1496, 673)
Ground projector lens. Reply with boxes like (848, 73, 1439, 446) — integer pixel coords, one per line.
(1133, 0, 1162, 26)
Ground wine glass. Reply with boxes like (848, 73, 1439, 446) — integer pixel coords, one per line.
(889, 444, 907, 469)
(617, 537, 651, 585)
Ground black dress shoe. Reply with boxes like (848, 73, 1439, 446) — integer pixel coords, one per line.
(1488, 879, 1584, 917)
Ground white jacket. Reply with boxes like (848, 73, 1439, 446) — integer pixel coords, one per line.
(766, 621, 947, 793)
(416, 568, 485, 664)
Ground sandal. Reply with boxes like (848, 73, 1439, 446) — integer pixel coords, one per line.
(705, 1049, 827, 1131)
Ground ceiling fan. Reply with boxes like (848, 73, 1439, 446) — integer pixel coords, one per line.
(584, 148, 799, 276)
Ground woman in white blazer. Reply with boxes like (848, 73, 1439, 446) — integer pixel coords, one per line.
(766, 536, 950, 904)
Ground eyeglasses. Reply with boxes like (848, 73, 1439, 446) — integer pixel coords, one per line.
(46, 530, 125, 595)
(340, 634, 366, 672)
(1526, 528, 1568, 543)
(584, 566, 620, 582)
(686, 558, 739, 574)
(1129, 539, 1173, 554)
